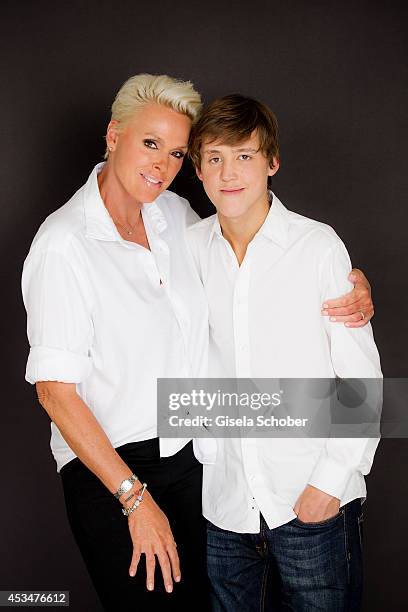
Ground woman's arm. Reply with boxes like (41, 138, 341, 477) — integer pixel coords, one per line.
(321, 267, 374, 327)
(36, 381, 180, 593)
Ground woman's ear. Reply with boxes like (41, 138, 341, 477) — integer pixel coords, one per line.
(106, 120, 120, 153)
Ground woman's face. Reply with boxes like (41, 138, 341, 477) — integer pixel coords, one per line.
(106, 102, 192, 203)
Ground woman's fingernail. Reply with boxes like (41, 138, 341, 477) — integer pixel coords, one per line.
(147, 583, 154, 591)
(175, 575, 181, 582)
(321, 309, 328, 315)
(323, 303, 329, 309)
(166, 585, 173, 593)
(330, 317, 336, 322)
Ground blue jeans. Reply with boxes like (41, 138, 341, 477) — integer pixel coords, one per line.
(207, 499, 363, 611)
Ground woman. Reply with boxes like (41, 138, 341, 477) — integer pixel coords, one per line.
(21, 74, 373, 610)
(22, 74, 208, 610)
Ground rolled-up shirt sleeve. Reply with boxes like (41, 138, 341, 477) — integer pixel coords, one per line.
(22, 248, 93, 384)
(308, 239, 382, 500)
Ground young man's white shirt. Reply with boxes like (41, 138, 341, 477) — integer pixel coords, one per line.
(187, 193, 382, 533)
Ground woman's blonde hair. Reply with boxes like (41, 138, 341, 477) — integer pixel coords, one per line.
(104, 73, 202, 158)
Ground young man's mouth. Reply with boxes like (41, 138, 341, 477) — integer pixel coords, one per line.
(220, 188, 245, 195)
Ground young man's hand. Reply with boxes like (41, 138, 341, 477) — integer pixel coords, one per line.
(294, 484, 340, 523)
(321, 268, 374, 328)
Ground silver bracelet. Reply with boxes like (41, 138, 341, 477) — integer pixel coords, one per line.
(124, 492, 136, 503)
(122, 483, 147, 517)
(114, 473, 138, 499)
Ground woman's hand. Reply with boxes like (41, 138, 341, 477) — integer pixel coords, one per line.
(35, 382, 180, 591)
(127, 490, 180, 593)
(321, 268, 374, 327)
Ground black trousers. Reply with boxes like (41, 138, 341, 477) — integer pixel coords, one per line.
(61, 439, 209, 611)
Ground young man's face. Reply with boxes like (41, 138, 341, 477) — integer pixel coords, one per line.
(196, 130, 279, 220)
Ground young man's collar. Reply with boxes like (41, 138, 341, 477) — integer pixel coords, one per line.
(207, 214, 223, 246)
(207, 191, 290, 249)
(257, 192, 290, 249)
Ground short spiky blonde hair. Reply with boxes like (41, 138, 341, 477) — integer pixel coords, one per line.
(104, 73, 202, 158)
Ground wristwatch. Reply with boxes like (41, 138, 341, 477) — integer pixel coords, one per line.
(114, 473, 138, 499)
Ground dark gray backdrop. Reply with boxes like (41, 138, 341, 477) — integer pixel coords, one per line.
(2, 0, 407, 610)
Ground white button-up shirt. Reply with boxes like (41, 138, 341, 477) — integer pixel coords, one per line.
(22, 163, 208, 471)
(187, 194, 382, 533)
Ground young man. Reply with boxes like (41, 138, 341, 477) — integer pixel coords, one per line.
(187, 95, 381, 611)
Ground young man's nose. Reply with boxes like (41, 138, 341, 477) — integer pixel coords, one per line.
(220, 160, 238, 181)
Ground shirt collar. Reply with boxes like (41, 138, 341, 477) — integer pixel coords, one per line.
(207, 214, 223, 246)
(207, 191, 290, 249)
(257, 192, 290, 249)
(83, 163, 168, 243)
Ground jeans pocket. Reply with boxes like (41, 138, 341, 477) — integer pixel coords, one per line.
(292, 508, 344, 528)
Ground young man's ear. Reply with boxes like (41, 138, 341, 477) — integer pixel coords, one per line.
(268, 156, 280, 177)
(106, 120, 120, 153)
(195, 165, 203, 182)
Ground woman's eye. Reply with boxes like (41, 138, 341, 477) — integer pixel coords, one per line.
(144, 139, 158, 149)
(172, 151, 185, 159)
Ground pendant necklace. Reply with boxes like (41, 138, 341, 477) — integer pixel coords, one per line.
(111, 215, 140, 236)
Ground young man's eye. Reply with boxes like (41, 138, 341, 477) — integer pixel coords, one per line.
(144, 139, 158, 149)
(239, 154, 251, 161)
(171, 151, 185, 159)
(209, 157, 221, 164)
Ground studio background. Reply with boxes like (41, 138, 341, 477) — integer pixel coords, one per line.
(2, 1, 407, 610)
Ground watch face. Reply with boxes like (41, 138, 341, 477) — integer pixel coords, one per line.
(121, 480, 133, 494)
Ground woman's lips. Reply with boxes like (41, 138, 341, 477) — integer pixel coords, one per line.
(141, 173, 164, 188)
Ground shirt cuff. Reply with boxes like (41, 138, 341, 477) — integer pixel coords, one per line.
(308, 455, 353, 500)
(25, 346, 92, 384)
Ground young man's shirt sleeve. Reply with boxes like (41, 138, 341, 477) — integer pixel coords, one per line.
(307, 239, 382, 500)
(22, 248, 94, 384)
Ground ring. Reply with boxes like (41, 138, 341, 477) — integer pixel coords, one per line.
(360, 311, 365, 320)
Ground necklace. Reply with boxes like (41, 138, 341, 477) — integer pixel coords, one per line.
(111, 214, 140, 236)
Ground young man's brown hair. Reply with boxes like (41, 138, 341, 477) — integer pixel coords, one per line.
(188, 93, 280, 172)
